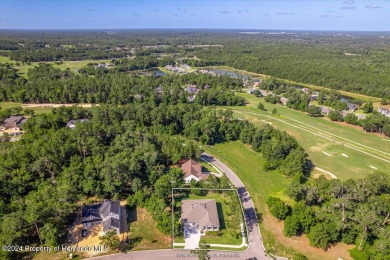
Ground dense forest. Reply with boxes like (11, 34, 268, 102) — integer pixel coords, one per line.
(1, 30, 390, 98)
(268, 173, 390, 259)
(0, 63, 244, 105)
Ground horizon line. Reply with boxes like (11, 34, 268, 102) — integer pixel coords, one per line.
(1, 28, 390, 33)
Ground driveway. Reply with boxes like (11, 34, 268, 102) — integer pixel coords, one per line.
(183, 222, 201, 249)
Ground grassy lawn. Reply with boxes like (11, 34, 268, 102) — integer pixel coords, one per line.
(202, 141, 354, 260)
(0, 55, 110, 78)
(226, 93, 390, 180)
(129, 208, 172, 251)
(0, 102, 96, 115)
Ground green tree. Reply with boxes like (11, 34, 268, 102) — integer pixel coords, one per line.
(307, 106, 322, 117)
(380, 98, 388, 106)
(267, 197, 291, 220)
(258, 102, 265, 110)
(362, 102, 374, 113)
(100, 230, 121, 251)
(328, 110, 342, 121)
(272, 108, 277, 115)
(344, 113, 358, 125)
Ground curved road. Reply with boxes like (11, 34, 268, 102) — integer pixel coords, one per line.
(89, 152, 276, 260)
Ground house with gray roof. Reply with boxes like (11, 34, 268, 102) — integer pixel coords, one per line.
(0, 116, 27, 132)
(181, 199, 220, 233)
(81, 199, 122, 235)
(319, 106, 332, 115)
(66, 119, 89, 129)
(378, 107, 390, 118)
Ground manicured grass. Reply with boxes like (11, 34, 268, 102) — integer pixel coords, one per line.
(129, 208, 172, 250)
(228, 93, 390, 180)
(202, 141, 354, 260)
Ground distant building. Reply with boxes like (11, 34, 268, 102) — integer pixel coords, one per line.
(378, 107, 390, 118)
(181, 159, 209, 183)
(279, 96, 288, 106)
(319, 106, 332, 115)
(259, 90, 269, 97)
(301, 88, 309, 94)
(341, 110, 349, 118)
(180, 64, 191, 70)
(357, 114, 367, 120)
(347, 103, 359, 112)
(181, 199, 220, 233)
(0, 116, 27, 132)
(66, 119, 89, 129)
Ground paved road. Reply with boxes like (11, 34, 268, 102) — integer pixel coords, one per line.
(200, 152, 270, 260)
(89, 153, 277, 260)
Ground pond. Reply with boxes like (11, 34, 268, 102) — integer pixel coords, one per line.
(130, 68, 166, 77)
(206, 69, 251, 80)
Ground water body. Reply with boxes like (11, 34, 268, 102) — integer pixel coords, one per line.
(207, 69, 251, 79)
(130, 68, 166, 77)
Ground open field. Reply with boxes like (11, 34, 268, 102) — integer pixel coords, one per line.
(129, 208, 172, 251)
(225, 93, 390, 180)
(0, 102, 95, 114)
(198, 65, 380, 102)
(203, 141, 353, 260)
(0, 55, 111, 78)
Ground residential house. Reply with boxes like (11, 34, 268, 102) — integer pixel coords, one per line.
(181, 159, 209, 183)
(341, 110, 349, 118)
(99, 199, 121, 234)
(185, 85, 199, 94)
(279, 96, 288, 106)
(301, 88, 309, 94)
(310, 94, 319, 101)
(319, 106, 332, 115)
(378, 107, 390, 118)
(181, 199, 220, 234)
(0, 116, 27, 132)
(357, 114, 367, 120)
(259, 90, 269, 97)
(347, 103, 359, 112)
(180, 64, 191, 70)
(66, 119, 89, 129)
(81, 199, 122, 235)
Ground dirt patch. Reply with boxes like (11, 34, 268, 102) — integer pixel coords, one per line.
(262, 213, 353, 260)
(21, 103, 96, 108)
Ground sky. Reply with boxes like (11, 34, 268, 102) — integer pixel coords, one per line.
(0, 0, 389, 31)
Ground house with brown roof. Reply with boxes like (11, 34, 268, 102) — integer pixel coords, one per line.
(181, 199, 220, 233)
(181, 159, 209, 183)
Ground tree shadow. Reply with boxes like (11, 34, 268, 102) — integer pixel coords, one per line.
(216, 202, 226, 230)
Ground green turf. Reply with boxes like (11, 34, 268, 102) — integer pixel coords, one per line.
(226, 93, 390, 180)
